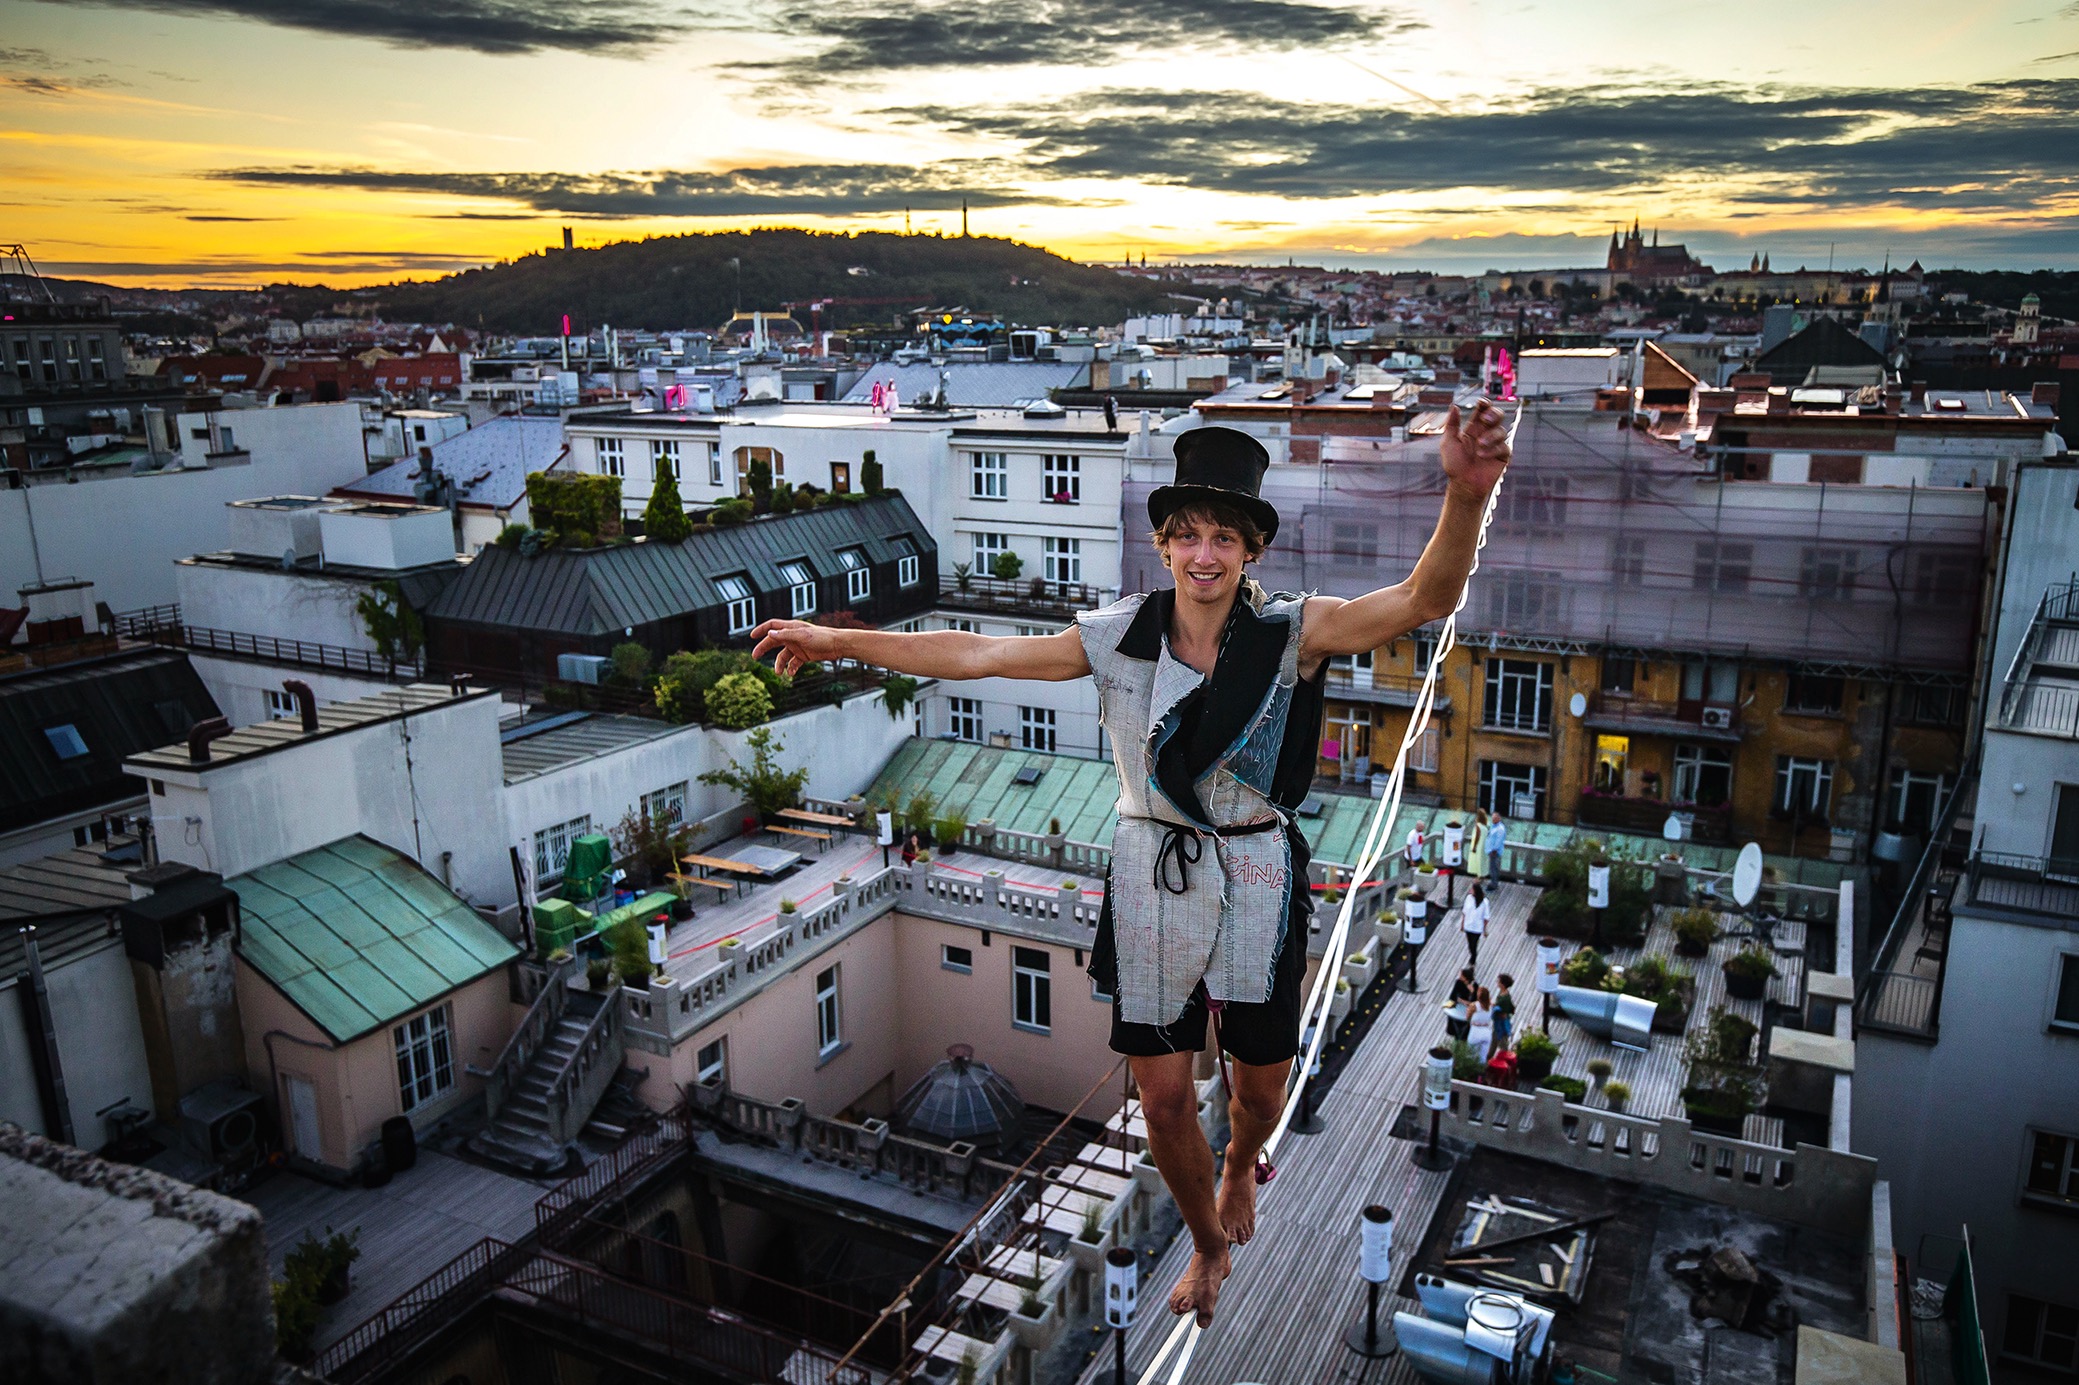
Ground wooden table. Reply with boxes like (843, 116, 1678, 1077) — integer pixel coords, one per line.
(683, 852, 761, 876)
(779, 808, 855, 829)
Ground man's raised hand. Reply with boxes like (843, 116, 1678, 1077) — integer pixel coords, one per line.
(751, 618, 840, 678)
(1440, 398, 1512, 498)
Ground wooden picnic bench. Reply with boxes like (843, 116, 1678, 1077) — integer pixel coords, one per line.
(683, 852, 761, 876)
(768, 824, 832, 852)
(668, 871, 738, 902)
(779, 807, 854, 829)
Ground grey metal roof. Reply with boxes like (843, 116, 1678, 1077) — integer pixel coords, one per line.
(501, 713, 684, 784)
(842, 362, 1086, 409)
(425, 493, 935, 638)
(0, 649, 220, 834)
(340, 414, 564, 511)
(127, 685, 486, 774)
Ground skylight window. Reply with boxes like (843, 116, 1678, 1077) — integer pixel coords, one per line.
(44, 724, 89, 760)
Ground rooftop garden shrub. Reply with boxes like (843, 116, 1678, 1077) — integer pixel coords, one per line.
(1529, 837, 1651, 945)
(1603, 1079, 1632, 1108)
(643, 457, 692, 542)
(989, 550, 1023, 581)
(707, 498, 752, 527)
(1559, 947, 1609, 988)
(1451, 1039, 1485, 1080)
(607, 641, 652, 689)
(1538, 1075, 1589, 1103)
(526, 470, 622, 544)
(1671, 906, 1719, 957)
(699, 725, 809, 818)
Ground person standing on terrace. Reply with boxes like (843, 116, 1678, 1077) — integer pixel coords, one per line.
(752, 404, 1511, 1327)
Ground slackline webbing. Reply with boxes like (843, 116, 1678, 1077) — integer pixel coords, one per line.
(1136, 402, 1522, 1385)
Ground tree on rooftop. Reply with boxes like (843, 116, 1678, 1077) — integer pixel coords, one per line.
(699, 725, 808, 817)
(643, 454, 691, 543)
(745, 456, 773, 513)
(354, 579, 423, 674)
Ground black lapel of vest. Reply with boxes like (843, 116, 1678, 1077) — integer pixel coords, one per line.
(1114, 588, 1170, 661)
(1184, 595, 1289, 777)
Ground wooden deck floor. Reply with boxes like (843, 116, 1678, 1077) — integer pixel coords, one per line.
(1075, 878, 1806, 1385)
(241, 1149, 549, 1353)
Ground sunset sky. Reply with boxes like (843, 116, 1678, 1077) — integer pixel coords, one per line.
(3, 0, 2076, 288)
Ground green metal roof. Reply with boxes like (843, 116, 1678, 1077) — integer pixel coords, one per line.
(231, 835, 520, 1043)
(862, 740, 1852, 887)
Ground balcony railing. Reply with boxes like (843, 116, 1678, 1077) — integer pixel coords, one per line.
(1578, 792, 1733, 845)
(1999, 682, 2079, 739)
(934, 573, 1107, 619)
(114, 605, 423, 679)
(1582, 692, 1741, 741)
(1967, 851, 2079, 917)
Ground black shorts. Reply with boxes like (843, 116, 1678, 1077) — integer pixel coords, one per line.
(1106, 918, 1308, 1066)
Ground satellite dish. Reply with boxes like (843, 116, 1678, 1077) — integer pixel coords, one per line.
(1568, 692, 1587, 717)
(1663, 813, 1684, 842)
(1732, 842, 1764, 908)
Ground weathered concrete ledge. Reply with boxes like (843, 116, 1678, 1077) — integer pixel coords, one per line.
(0, 1123, 275, 1385)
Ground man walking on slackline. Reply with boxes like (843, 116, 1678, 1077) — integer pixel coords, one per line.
(753, 402, 1511, 1328)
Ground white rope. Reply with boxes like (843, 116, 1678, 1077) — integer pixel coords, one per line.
(1137, 402, 1522, 1385)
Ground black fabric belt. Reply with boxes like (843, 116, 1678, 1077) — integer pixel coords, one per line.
(1153, 817, 1281, 896)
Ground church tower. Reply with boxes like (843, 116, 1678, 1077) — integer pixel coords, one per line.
(2016, 293, 2041, 346)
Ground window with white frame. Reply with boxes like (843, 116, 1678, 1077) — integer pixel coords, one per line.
(2003, 1292, 2078, 1373)
(696, 1037, 727, 1085)
(838, 547, 871, 602)
(779, 559, 816, 617)
(1012, 946, 1052, 1031)
(652, 439, 680, 482)
(597, 437, 625, 478)
(944, 618, 979, 634)
(893, 536, 920, 587)
(1784, 671, 1845, 714)
(1673, 744, 1733, 807)
(1412, 629, 1438, 678)
(533, 814, 592, 881)
(942, 944, 973, 973)
(264, 689, 297, 721)
(2025, 1128, 2079, 1207)
(394, 1004, 454, 1113)
(1887, 769, 1952, 834)
(1693, 541, 1752, 594)
(948, 697, 982, 742)
(1042, 454, 1080, 502)
(2055, 955, 2079, 1033)
(1799, 546, 1858, 601)
(1484, 572, 1566, 627)
(1611, 535, 1647, 587)
(641, 781, 688, 827)
(1016, 624, 1060, 637)
(1020, 706, 1057, 752)
(1409, 726, 1441, 774)
(707, 442, 723, 486)
(1331, 520, 1379, 567)
(971, 532, 1009, 571)
(970, 451, 1008, 500)
(1478, 761, 1547, 819)
(1482, 659, 1553, 733)
(716, 573, 756, 635)
(815, 965, 842, 1055)
(1042, 536, 1081, 584)
(1773, 756, 1834, 818)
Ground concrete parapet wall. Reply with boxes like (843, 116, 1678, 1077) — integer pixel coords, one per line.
(0, 1123, 276, 1385)
(1440, 1081, 1877, 1238)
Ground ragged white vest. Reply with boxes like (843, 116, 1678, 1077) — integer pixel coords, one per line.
(1078, 583, 1308, 1027)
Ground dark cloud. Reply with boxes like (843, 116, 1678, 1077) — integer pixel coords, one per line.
(44, 255, 492, 276)
(733, 0, 1418, 80)
(906, 79, 2079, 212)
(185, 214, 283, 221)
(209, 161, 1107, 216)
(26, 0, 688, 56)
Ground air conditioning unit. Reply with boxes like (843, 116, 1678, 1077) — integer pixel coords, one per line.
(558, 653, 611, 685)
(1700, 705, 1734, 730)
(177, 1081, 266, 1168)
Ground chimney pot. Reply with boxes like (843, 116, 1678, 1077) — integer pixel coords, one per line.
(279, 679, 318, 733)
(186, 717, 233, 764)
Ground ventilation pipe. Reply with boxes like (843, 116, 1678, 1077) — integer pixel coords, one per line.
(280, 679, 318, 732)
(186, 717, 233, 763)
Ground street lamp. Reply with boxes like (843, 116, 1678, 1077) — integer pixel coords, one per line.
(1343, 1205, 1399, 1357)
(1291, 1023, 1326, 1135)
(1441, 820, 1464, 907)
(1105, 1245, 1138, 1385)
(1411, 1045, 1455, 1171)
(1587, 858, 1611, 950)
(1402, 888, 1429, 994)
(1536, 936, 1563, 1035)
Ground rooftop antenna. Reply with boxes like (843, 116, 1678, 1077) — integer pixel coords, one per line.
(1, 244, 58, 303)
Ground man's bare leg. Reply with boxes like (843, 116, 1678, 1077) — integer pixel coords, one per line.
(1130, 1053, 1230, 1328)
(1216, 1057, 1291, 1246)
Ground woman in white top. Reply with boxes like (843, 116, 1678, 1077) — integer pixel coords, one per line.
(1462, 880, 1490, 973)
(1467, 985, 1496, 1066)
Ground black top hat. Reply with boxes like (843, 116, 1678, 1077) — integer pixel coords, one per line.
(1147, 425, 1280, 544)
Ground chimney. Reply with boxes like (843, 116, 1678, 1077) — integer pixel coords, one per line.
(1371, 389, 1396, 410)
(1882, 385, 1905, 413)
(279, 679, 318, 732)
(185, 717, 232, 764)
(2032, 381, 2061, 407)
(562, 226, 574, 252)
(1729, 372, 1770, 392)
(1434, 368, 1462, 386)
(1766, 389, 1790, 416)
(1909, 380, 1927, 404)
(119, 863, 246, 1122)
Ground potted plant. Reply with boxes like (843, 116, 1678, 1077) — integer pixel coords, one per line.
(1538, 1075, 1589, 1103)
(1721, 945, 1776, 1001)
(1671, 907, 1718, 958)
(1069, 1198, 1112, 1272)
(1451, 1039, 1485, 1081)
(1514, 1030, 1559, 1082)
(1329, 977, 1353, 1027)
(1680, 1079, 1755, 1135)
(586, 957, 612, 990)
(1011, 1276, 1059, 1350)
(1559, 947, 1609, 989)
(272, 1268, 322, 1364)
(1587, 1058, 1613, 1090)
(779, 898, 799, 914)
(1373, 909, 1403, 953)
(1603, 1080, 1632, 1113)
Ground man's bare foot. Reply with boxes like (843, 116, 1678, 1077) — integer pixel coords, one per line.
(1167, 1243, 1232, 1328)
(1217, 1158, 1259, 1245)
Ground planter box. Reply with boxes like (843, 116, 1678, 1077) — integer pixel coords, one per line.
(1010, 1296, 1060, 1352)
(1373, 918, 1403, 953)
(1067, 1222, 1114, 1274)
(1723, 971, 1769, 1002)
(1684, 1104, 1746, 1136)
(1132, 1148, 1166, 1198)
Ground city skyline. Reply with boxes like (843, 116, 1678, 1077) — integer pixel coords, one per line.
(3, 0, 2076, 289)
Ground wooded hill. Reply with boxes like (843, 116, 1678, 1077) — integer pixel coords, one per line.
(372, 229, 1179, 333)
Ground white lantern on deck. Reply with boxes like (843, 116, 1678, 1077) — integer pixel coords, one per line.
(1359, 1205, 1394, 1283)
(1442, 821, 1464, 869)
(1536, 936, 1563, 996)
(1422, 1045, 1454, 1111)
(876, 811, 894, 847)
(1105, 1246, 1138, 1328)
(1587, 859, 1611, 910)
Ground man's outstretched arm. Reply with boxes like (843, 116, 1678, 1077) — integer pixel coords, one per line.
(1300, 399, 1512, 671)
(751, 619, 1092, 683)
